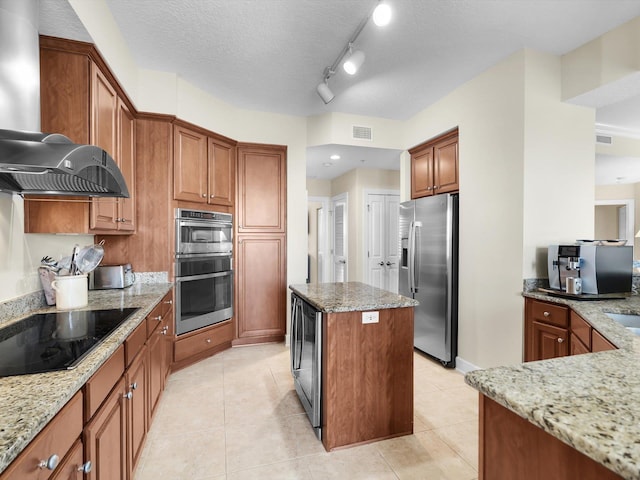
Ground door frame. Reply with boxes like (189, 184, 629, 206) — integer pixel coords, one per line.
(331, 192, 348, 282)
(595, 199, 635, 246)
(309, 196, 330, 283)
(363, 189, 400, 286)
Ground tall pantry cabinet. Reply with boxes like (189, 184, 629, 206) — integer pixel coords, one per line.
(235, 143, 287, 345)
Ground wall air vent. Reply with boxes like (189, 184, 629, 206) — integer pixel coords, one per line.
(596, 134, 613, 145)
(352, 125, 373, 141)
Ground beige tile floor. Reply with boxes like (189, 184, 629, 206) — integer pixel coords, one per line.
(135, 343, 479, 480)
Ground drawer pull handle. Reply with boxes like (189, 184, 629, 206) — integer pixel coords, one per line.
(543, 311, 550, 317)
(557, 338, 564, 343)
(78, 461, 92, 474)
(124, 391, 133, 400)
(39, 454, 59, 470)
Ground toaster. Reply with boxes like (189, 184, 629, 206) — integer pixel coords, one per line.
(89, 264, 135, 290)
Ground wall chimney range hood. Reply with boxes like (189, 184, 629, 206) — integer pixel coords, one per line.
(0, 129, 129, 198)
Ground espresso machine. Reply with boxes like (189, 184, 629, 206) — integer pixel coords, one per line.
(548, 244, 632, 294)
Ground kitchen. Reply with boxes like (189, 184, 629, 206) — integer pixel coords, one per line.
(1, 0, 640, 479)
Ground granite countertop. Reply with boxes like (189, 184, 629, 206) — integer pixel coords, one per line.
(465, 289, 640, 479)
(0, 282, 172, 474)
(288, 281, 418, 313)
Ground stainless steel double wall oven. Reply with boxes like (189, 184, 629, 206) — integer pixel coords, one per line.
(174, 208, 234, 335)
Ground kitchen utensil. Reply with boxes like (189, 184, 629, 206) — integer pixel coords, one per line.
(69, 245, 79, 275)
(75, 240, 105, 274)
(50, 274, 88, 309)
(38, 267, 56, 305)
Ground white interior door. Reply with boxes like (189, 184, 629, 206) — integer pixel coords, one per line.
(366, 193, 400, 292)
(331, 193, 348, 282)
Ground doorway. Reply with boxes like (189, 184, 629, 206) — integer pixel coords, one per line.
(595, 199, 635, 247)
(308, 196, 330, 283)
(331, 193, 348, 282)
(364, 190, 400, 292)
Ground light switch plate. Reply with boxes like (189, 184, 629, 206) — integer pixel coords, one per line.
(362, 311, 379, 324)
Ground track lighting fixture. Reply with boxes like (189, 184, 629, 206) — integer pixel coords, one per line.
(315, 1, 392, 104)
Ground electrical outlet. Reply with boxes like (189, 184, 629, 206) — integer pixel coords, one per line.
(362, 311, 379, 324)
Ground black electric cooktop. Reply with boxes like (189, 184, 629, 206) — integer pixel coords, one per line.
(0, 308, 139, 377)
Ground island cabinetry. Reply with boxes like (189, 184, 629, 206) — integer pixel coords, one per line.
(27, 36, 137, 234)
(410, 128, 459, 199)
(0, 391, 83, 480)
(524, 299, 569, 361)
(173, 123, 236, 208)
(479, 395, 621, 480)
(322, 307, 414, 451)
(235, 143, 287, 345)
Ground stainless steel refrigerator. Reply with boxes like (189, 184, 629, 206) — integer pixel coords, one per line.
(399, 193, 458, 367)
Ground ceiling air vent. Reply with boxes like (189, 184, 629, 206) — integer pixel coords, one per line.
(596, 134, 613, 145)
(352, 125, 373, 141)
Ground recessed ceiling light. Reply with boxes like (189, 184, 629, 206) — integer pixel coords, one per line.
(330, 154, 340, 160)
(323, 162, 333, 167)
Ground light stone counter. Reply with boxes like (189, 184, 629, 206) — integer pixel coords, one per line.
(465, 290, 640, 480)
(289, 281, 418, 312)
(0, 282, 172, 474)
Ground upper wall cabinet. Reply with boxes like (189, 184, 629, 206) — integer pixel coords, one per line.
(237, 144, 287, 233)
(173, 123, 236, 208)
(26, 37, 136, 234)
(410, 128, 459, 199)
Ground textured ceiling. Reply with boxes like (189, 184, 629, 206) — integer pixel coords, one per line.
(38, 0, 640, 181)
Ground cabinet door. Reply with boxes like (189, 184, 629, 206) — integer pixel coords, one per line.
(529, 321, 569, 361)
(162, 306, 174, 381)
(411, 147, 433, 199)
(90, 64, 119, 231)
(173, 126, 208, 203)
(208, 138, 235, 206)
(570, 333, 591, 356)
(147, 331, 164, 421)
(125, 347, 147, 479)
(236, 235, 286, 342)
(433, 135, 459, 194)
(117, 99, 136, 232)
(50, 440, 84, 480)
(84, 377, 127, 480)
(237, 145, 286, 233)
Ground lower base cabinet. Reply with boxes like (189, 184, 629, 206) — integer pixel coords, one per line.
(51, 440, 85, 480)
(126, 346, 148, 477)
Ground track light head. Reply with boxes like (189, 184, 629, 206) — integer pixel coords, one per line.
(343, 50, 365, 75)
(373, 3, 392, 26)
(316, 81, 334, 104)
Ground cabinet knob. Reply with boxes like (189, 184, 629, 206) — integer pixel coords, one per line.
(210, 194, 215, 198)
(39, 454, 59, 470)
(77, 461, 92, 474)
(202, 193, 207, 198)
(543, 311, 550, 317)
(164, 300, 173, 305)
(161, 326, 168, 335)
(434, 185, 439, 189)
(130, 382, 138, 390)
(124, 391, 133, 400)
(206, 338, 212, 343)
(557, 338, 564, 343)
(427, 186, 432, 190)
(154, 315, 162, 322)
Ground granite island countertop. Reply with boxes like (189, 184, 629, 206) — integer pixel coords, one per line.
(0, 282, 172, 474)
(465, 289, 640, 479)
(289, 281, 418, 313)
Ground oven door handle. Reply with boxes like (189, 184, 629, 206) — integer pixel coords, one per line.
(177, 220, 232, 228)
(175, 252, 232, 259)
(175, 271, 233, 282)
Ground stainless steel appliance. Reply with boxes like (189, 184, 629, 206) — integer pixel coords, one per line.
(175, 209, 234, 335)
(290, 293, 322, 439)
(0, 308, 138, 377)
(89, 264, 135, 290)
(399, 194, 459, 367)
(548, 244, 632, 294)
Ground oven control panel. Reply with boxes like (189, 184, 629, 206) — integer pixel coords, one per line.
(176, 208, 232, 223)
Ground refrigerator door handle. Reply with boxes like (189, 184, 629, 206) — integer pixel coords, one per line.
(298, 301, 305, 369)
(412, 221, 422, 292)
(290, 296, 299, 372)
(408, 221, 415, 293)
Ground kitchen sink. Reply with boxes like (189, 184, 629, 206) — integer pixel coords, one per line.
(605, 313, 640, 335)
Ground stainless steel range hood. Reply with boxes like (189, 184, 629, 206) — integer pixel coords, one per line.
(0, 129, 129, 197)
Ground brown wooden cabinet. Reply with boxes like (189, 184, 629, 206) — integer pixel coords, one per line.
(479, 395, 621, 480)
(524, 298, 618, 362)
(50, 440, 85, 480)
(125, 344, 147, 479)
(409, 128, 459, 199)
(235, 143, 287, 345)
(524, 299, 569, 361)
(27, 37, 136, 234)
(173, 124, 236, 208)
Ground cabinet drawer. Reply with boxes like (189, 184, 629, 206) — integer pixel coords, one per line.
(174, 322, 233, 363)
(125, 321, 147, 367)
(570, 311, 591, 350)
(0, 392, 83, 480)
(160, 292, 173, 317)
(84, 344, 125, 422)
(146, 302, 165, 337)
(529, 300, 568, 328)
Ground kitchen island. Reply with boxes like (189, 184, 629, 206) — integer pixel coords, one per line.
(466, 290, 640, 480)
(0, 282, 172, 475)
(289, 282, 418, 451)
